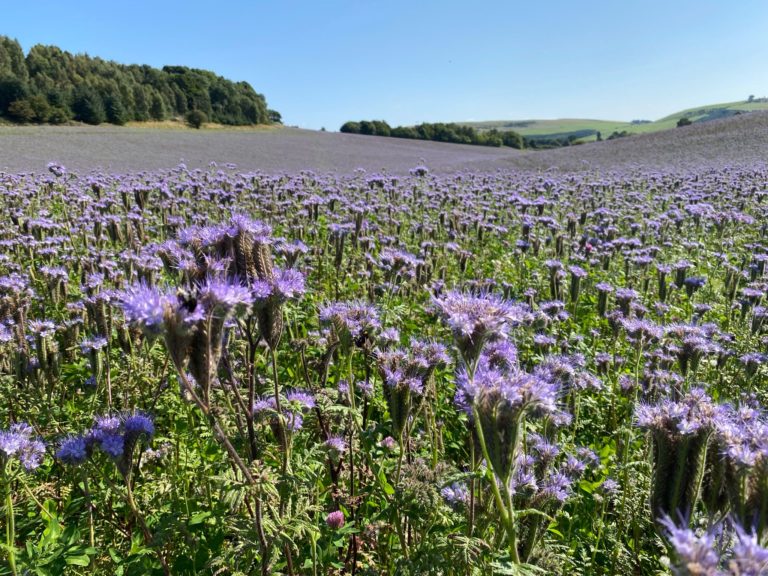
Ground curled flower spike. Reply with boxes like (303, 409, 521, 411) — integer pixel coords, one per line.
(432, 290, 530, 370)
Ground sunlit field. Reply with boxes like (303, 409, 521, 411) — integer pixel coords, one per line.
(1, 159, 767, 574)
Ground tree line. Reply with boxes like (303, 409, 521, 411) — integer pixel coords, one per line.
(340, 119, 524, 149)
(0, 36, 279, 126)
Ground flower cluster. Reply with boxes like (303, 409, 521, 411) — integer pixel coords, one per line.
(0, 423, 45, 471)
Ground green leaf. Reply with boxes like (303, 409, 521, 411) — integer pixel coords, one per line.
(65, 555, 91, 566)
(189, 511, 211, 526)
(377, 470, 395, 495)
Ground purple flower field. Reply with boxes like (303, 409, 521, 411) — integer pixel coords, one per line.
(0, 116, 768, 574)
(2, 109, 768, 174)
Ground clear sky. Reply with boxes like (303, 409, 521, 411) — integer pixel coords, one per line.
(3, 1, 767, 129)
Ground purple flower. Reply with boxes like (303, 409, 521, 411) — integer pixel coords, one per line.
(124, 413, 155, 438)
(0, 423, 46, 471)
(198, 278, 253, 317)
(80, 336, 108, 354)
(326, 510, 345, 529)
(433, 290, 529, 368)
(732, 522, 768, 575)
(380, 436, 396, 450)
(601, 478, 619, 495)
(273, 269, 306, 299)
(120, 283, 172, 336)
(320, 301, 380, 343)
(325, 435, 346, 455)
(285, 390, 315, 409)
(441, 482, 469, 507)
(658, 515, 720, 575)
(636, 389, 716, 437)
(540, 471, 572, 503)
(56, 435, 89, 465)
(569, 265, 587, 279)
(252, 269, 306, 305)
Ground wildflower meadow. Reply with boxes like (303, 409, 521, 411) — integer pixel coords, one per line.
(0, 161, 767, 575)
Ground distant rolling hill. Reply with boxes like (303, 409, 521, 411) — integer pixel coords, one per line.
(459, 99, 768, 142)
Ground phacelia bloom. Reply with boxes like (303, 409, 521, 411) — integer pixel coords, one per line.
(325, 435, 346, 455)
(683, 276, 707, 296)
(120, 283, 174, 337)
(326, 510, 345, 530)
(198, 278, 253, 317)
(320, 300, 380, 345)
(285, 390, 316, 410)
(56, 435, 89, 465)
(731, 522, 768, 575)
(441, 482, 470, 507)
(123, 413, 155, 439)
(636, 388, 717, 436)
(88, 412, 155, 462)
(29, 320, 56, 337)
(432, 290, 529, 368)
(534, 354, 602, 392)
(80, 336, 108, 354)
(456, 353, 559, 483)
(601, 478, 620, 495)
(540, 471, 573, 503)
(568, 265, 588, 279)
(622, 318, 664, 344)
(659, 515, 720, 575)
(0, 423, 46, 471)
(380, 436, 396, 450)
(456, 355, 559, 418)
(252, 268, 306, 305)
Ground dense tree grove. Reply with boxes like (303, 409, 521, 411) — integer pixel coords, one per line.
(340, 119, 525, 149)
(0, 36, 278, 126)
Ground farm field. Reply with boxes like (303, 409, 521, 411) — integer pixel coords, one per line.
(2, 110, 768, 176)
(0, 124, 517, 175)
(461, 99, 768, 142)
(0, 110, 767, 574)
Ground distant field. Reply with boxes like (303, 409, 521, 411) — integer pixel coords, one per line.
(462, 99, 768, 141)
(1, 110, 768, 175)
(0, 125, 518, 174)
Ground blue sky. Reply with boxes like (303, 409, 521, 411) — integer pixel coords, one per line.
(4, 1, 767, 129)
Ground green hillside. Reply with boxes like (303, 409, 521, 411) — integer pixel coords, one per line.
(460, 99, 768, 142)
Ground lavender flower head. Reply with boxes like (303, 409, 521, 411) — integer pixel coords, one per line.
(433, 290, 529, 369)
(456, 352, 559, 482)
(56, 435, 89, 465)
(0, 423, 45, 471)
(320, 300, 380, 348)
(636, 388, 717, 437)
(120, 283, 174, 337)
(659, 515, 721, 575)
(441, 482, 470, 507)
(252, 268, 306, 306)
(198, 278, 253, 318)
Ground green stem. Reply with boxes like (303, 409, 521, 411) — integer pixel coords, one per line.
(125, 481, 170, 576)
(82, 472, 95, 548)
(591, 496, 608, 569)
(271, 348, 289, 476)
(3, 463, 17, 576)
(471, 405, 519, 563)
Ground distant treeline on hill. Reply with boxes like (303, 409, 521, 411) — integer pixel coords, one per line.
(340, 120, 524, 149)
(0, 36, 279, 126)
